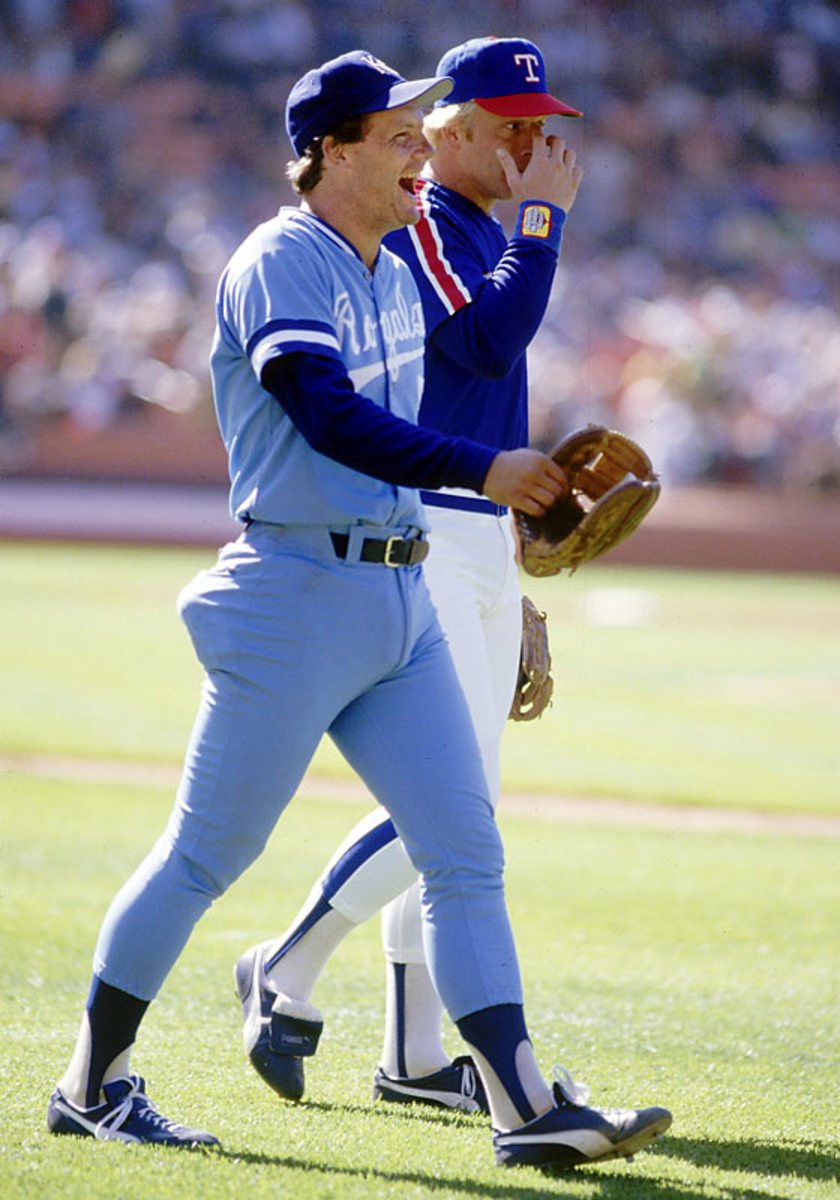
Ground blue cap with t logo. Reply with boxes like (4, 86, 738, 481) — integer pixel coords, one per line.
(435, 37, 581, 117)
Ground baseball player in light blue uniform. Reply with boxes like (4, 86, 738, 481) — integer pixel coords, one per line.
(238, 39, 589, 1121)
(47, 50, 668, 1169)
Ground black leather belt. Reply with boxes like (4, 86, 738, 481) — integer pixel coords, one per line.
(330, 532, 429, 567)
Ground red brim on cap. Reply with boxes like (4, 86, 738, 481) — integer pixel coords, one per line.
(475, 93, 582, 118)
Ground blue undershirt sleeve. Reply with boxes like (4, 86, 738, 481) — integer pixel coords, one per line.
(430, 202, 567, 379)
(261, 353, 497, 494)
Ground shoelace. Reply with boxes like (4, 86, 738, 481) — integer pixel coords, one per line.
(94, 1077, 178, 1141)
(553, 1065, 592, 1108)
(94, 1077, 142, 1141)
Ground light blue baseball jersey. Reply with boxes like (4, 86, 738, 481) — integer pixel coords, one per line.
(211, 207, 428, 530)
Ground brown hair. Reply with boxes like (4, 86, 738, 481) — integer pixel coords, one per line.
(286, 113, 368, 194)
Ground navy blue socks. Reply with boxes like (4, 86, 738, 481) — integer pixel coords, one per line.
(456, 1003, 538, 1124)
(84, 976, 149, 1107)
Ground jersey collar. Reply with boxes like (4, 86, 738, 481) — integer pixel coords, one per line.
(286, 207, 379, 271)
(416, 177, 498, 225)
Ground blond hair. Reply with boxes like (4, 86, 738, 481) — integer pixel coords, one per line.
(422, 100, 479, 148)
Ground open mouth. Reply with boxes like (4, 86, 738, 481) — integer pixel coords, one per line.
(398, 176, 417, 194)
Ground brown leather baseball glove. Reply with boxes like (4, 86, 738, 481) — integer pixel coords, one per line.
(514, 426, 660, 576)
(509, 595, 554, 722)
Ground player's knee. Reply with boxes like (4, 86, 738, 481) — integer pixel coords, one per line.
(420, 825, 506, 896)
(158, 829, 264, 901)
(455, 810, 506, 877)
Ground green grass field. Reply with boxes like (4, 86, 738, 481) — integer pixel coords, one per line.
(2, 542, 839, 812)
(1, 542, 838, 1198)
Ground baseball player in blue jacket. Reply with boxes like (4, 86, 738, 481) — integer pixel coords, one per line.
(229, 41, 671, 1169)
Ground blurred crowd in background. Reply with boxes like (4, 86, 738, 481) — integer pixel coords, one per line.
(1, 0, 838, 490)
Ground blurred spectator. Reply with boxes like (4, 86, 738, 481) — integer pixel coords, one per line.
(0, 0, 838, 489)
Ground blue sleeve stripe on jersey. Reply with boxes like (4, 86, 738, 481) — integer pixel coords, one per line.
(246, 317, 337, 358)
(250, 327, 341, 377)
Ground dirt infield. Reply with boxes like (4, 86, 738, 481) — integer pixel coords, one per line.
(3, 753, 838, 837)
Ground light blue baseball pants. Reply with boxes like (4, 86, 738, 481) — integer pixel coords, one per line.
(92, 521, 524, 1020)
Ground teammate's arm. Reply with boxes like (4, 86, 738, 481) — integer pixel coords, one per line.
(428, 213, 565, 378)
(415, 136, 582, 379)
(261, 353, 564, 514)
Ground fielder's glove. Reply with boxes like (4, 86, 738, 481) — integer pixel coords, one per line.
(514, 425, 660, 577)
(509, 595, 553, 722)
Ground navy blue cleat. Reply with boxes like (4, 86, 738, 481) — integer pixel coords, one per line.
(46, 1075, 219, 1147)
(493, 1069, 671, 1170)
(234, 942, 323, 1102)
(373, 1055, 490, 1114)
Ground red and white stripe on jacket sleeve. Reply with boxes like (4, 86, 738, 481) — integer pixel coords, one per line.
(407, 180, 473, 316)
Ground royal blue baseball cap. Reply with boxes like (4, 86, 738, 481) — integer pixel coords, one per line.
(435, 37, 581, 118)
(286, 50, 453, 156)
